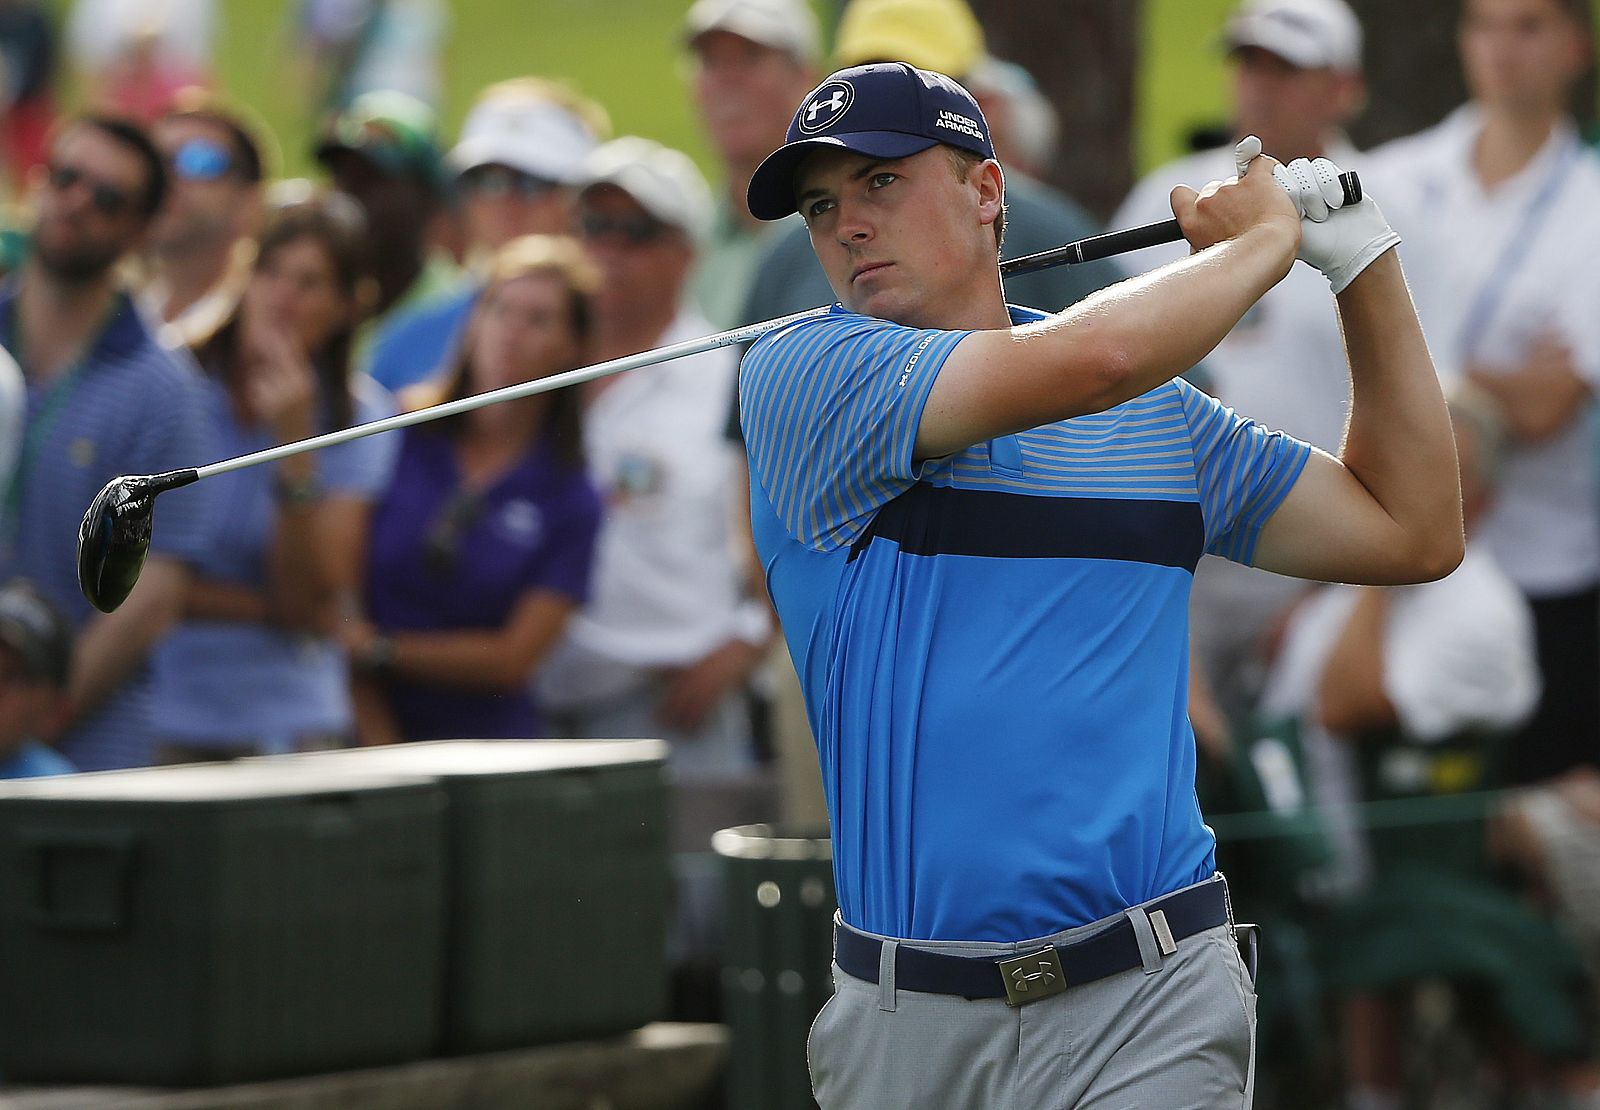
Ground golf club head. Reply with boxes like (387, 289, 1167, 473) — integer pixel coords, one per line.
(77, 469, 198, 613)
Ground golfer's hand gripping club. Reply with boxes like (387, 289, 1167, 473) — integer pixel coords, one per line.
(1235, 135, 1398, 294)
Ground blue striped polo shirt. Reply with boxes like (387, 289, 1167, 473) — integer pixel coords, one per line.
(0, 289, 217, 770)
(741, 305, 1311, 942)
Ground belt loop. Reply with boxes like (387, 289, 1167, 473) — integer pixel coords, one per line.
(1125, 908, 1165, 975)
(878, 940, 899, 1011)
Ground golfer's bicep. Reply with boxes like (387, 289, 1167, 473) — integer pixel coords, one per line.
(1252, 451, 1414, 583)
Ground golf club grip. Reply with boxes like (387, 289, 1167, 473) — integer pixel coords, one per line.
(1000, 170, 1362, 276)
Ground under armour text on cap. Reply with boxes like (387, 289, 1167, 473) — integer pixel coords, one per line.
(746, 62, 995, 221)
(1223, 0, 1362, 72)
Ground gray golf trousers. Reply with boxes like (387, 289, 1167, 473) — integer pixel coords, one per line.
(807, 877, 1257, 1109)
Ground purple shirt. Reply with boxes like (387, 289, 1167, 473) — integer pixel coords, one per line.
(364, 428, 602, 740)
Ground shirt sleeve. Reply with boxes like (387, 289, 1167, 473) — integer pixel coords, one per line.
(1175, 377, 1312, 565)
(739, 312, 969, 551)
(1382, 556, 1542, 742)
(133, 354, 220, 565)
(525, 475, 603, 605)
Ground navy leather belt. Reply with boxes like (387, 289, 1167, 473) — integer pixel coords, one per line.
(833, 879, 1229, 1005)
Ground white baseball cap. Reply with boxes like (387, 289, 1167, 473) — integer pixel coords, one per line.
(1223, 0, 1362, 72)
(684, 0, 822, 66)
(581, 137, 714, 242)
(448, 93, 601, 185)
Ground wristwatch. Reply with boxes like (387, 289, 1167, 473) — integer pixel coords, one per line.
(358, 634, 396, 675)
(274, 471, 323, 507)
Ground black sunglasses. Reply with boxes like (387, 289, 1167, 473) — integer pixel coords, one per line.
(579, 211, 671, 246)
(460, 164, 557, 200)
(423, 489, 484, 577)
(47, 164, 135, 218)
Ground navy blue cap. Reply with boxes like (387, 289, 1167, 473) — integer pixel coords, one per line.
(746, 62, 995, 221)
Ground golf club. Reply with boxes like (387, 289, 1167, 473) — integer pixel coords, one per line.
(78, 169, 1361, 613)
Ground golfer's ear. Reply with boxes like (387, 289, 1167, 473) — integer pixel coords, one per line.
(976, 159, 1004, 228)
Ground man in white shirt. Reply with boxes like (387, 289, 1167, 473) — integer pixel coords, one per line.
(537, 137, 776, 1014)
(1112, 0, 1369, 721)
(1366, 0, 1600, 787)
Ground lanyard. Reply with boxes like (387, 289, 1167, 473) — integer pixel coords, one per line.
(1455, 136, 1582, 362)
(0, 299, 115, 549)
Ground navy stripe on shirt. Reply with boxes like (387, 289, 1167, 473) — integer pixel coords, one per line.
(849, 485, 1206, 571)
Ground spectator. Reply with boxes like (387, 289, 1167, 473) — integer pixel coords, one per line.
(0, 0, 58, 194)
(0, 114, 214, 770)
(66, 0, 213, 124)
(0, 579, 74, 778)
(738, 0, 1122, 327)
(313, 88, 459, 360)
(140, 90, 268, 348)
(537, 138, 776, 1015)
(966, 54, 1060, 181)
(1113, 0, 1368, 723)
(1368, 0, 1600, 787)
(682, 0, 820, 327)
(344, 234, 602, 744)
(1257, 386, 1590, 1107)
(366, 77, 607, 394)
(147, 191, 397, 763)
(540, 139, 770, 795)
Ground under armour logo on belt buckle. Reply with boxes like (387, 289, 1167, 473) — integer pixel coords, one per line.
(998, 949, 1068, 1007)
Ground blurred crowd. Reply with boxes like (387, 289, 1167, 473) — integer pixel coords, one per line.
(0, 0, 1598, 1105)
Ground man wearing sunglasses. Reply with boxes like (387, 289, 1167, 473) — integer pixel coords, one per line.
(0, 115, 215, 772)
(142, 94, 267, 347)
(366, 77, 607, 394)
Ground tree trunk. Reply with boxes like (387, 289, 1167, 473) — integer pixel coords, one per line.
(971, 0, 1142, 222)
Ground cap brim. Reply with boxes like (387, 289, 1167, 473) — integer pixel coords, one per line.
(447, 137, 585, 185)
(746, 131, 938, 220)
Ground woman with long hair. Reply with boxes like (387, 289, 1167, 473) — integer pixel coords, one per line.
(148, 189, 397, 760)
(342, 234, 603, 743)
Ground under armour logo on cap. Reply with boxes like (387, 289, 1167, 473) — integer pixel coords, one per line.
(799, 81, 854, 134)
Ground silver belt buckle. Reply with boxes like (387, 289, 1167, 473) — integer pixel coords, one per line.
(997, 948, 1067, 1007)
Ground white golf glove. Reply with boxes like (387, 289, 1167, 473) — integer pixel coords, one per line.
(1271, 156, 1401, 294)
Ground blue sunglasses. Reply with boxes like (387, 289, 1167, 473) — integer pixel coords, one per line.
(170, 137, 235, 182)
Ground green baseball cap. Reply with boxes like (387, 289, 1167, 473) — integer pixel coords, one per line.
(314, 90, 445, 190)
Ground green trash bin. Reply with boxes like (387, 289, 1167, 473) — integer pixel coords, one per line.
(715, 824, 835, 1110)
(256, 739, 673, 1053)
(0, 763, 447, 1085)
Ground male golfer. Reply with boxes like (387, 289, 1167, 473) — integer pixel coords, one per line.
(739, 63, 1460, 1107)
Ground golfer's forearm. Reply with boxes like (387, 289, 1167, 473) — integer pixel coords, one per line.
(1337, 253, 1463, 576)
(1045, 223, 1295, 409)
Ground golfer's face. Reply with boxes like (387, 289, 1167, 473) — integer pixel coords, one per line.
(795, 145, 979, 328)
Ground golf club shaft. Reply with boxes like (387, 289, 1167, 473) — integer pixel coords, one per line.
(190, 217, 1187, 482)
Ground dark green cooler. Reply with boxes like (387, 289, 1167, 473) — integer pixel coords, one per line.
(260, 739, 671, 1053)
(715, 825, 835, 1110)
(0, 764, 447, 1085)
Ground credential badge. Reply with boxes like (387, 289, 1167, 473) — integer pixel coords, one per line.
(798, 81, 855, 135)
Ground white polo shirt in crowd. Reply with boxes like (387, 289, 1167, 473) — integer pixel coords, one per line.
(1367, 107, 1600, 598)
(1261, 542, 1540, 890)
(538, 305, 766, 709)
